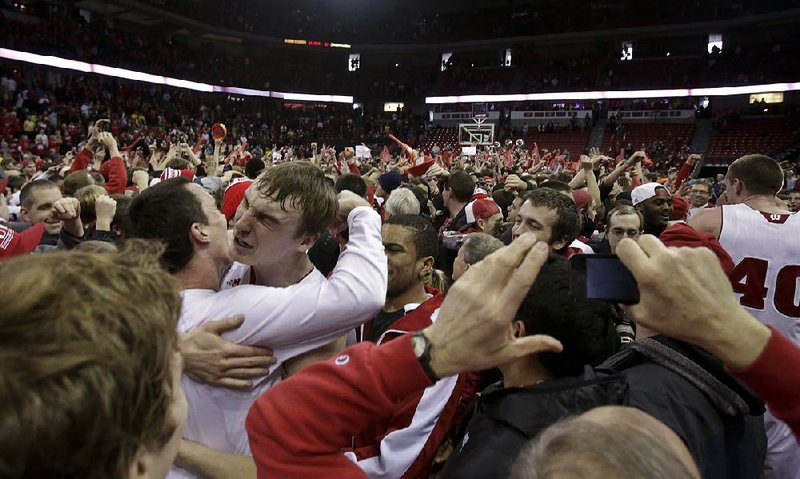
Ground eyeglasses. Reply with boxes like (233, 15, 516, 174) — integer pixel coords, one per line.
(609, 228, 641, 238)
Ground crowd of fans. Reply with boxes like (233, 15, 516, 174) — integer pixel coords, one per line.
(1, 4, 800, 476)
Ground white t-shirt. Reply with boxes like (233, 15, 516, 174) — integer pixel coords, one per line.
(168, 207, 386, 479)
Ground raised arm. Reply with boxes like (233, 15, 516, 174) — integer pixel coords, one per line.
(201, 194, 387, 366)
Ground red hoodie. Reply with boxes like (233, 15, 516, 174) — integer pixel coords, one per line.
(69, 147, 128, 195)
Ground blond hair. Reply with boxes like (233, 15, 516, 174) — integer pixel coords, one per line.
(74, 184, 108, 223)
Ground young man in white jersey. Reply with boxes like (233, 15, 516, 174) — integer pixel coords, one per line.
(689, 154, 800, 479)
(125, 172, 387, 479)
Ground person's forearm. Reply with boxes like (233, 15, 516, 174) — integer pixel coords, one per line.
(176, 440, 256, 479)
(601, 163, 627, 188)
(187, 151, 201, 166)
(585, 169, 601, 212)
(568, 170, 586, 189)
(702, 309, 771, 371)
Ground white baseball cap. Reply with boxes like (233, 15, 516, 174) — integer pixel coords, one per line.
(632, 182, 671, 206)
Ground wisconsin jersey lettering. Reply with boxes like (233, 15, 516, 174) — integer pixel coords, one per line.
(720, 204, 800, 344)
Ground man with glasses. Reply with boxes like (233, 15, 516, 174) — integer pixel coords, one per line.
(589, 205, 643, 254)
(606, 205, 643, 254)
(687, 180, 713, 219)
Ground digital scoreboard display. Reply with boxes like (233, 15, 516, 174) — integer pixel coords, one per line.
(284, 39, 351, 49)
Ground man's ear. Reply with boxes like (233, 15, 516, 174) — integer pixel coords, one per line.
(19, 206, 30, 222)
(298, 231, 321, 253)
(735, 178, 745, 196)
(552, 237, 568, 252)
(417, 256, 435, 279)
(476, 218, 487, 231)
(189, 222, 210, 245)
(127, 446, 151, 479)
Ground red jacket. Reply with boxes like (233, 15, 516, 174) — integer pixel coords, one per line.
(354, 292, 478, 479)
(69, 147, 128, 195)
(734, 327, 800, 442)
(247, 334, 430, 479)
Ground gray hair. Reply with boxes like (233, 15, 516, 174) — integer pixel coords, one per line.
(510, 415, 697, 479)
(462, 232, 504, 265)
(384, 187, 420, 218)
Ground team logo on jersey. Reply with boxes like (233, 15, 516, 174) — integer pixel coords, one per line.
(761, 212, 790, 224)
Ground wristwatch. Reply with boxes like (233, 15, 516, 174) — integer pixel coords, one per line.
(411, 331, 440, 383)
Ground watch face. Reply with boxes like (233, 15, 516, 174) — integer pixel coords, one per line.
(411, 335, 427, 357)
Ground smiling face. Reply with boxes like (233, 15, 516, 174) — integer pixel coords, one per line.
(688, 182, 712, 208)
(21, 185, 63, 235)
(231, 186, 311, 269)
(637, 189, 672, 232)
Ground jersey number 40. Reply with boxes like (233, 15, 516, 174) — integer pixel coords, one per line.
(730, 258, 800, 318)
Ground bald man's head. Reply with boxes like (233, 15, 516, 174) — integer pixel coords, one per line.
(510, 406, 700, 479)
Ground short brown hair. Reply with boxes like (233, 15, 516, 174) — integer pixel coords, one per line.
(726, 155, 784, 195)
(63, 170, 94, 196)
(0, 240, 181, 479)
(605, 205, 643, 232)
(445, 170, 476, 203)
(254, 161, 338, 236)
(524, 188, 581, 249)
(74, 184, 108, 223)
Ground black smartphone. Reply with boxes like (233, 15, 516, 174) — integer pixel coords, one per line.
(568, 254, 639, 304)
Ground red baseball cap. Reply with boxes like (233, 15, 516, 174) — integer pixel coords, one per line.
(0, 222, 44, 260)
(465, 198, 501, 224)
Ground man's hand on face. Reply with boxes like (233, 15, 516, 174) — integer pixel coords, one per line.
(179, 315, 277, 390)
(424, 233, 563, 378)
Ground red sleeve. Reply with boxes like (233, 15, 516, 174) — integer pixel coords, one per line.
(246, 334, 431, 479)
(68, 147, 92, 174)
(733, 327, 800, 442)
(674, 160, 693, 190)
(100, 156, 128, 195)
(348, 162, 360, 175)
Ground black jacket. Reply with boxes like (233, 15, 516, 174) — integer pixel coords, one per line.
(439, 368, 629, 479)
(598, 336, 767, 479)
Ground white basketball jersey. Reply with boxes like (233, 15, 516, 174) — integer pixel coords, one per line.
(719, 204, 800, 344)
